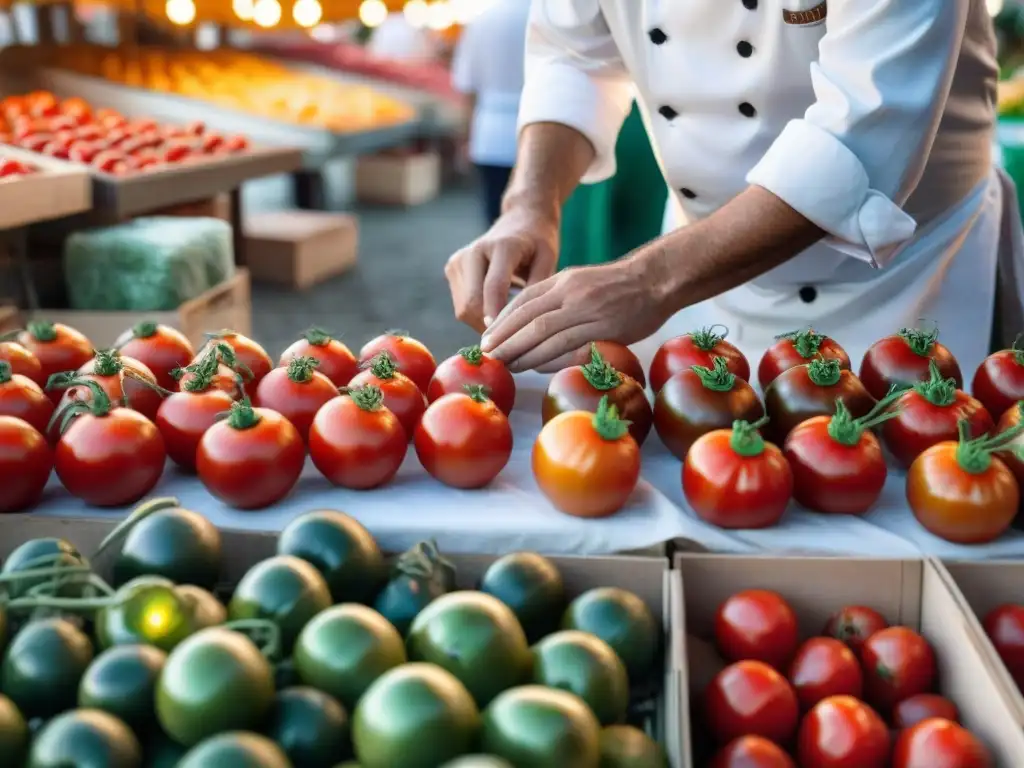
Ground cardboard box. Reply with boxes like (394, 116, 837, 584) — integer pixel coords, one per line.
(355, 151, 441, 206)
(28, 268, 252, 349)
(244, 211, 358, 289)
(0, 145, 92, 229)
(673, 554, 1024, 767)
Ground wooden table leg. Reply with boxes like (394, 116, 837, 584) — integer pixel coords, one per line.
(293, 169, 325, 210)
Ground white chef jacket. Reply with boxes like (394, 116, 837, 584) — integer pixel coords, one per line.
(518, 0, 1023, 379)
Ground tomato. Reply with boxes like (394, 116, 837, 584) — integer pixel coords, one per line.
(654, 357, 763, 460)
(196, 399, 304, 509)
(359, 331, 437, 392)
(543, 344, 652, 445)
(254, 356, 339, 444)
(224, 135, 249, 152)
(894, 694, 960, 729)
(994, 402, 1024, 488)
(705, 660, 799, 746)
(763, 358, 875, 445)
(783, 399, 891, 515)
(797, 695, 890, 768)
(0, 339, 44, 386)
(0, 415, 51, 512)
(972, 342, 1024, 420)
(279, 328, 359, 389)
(348, 352, 427, 440)
(54, 379, 165, 506)
(822, 605, 889, 654)
(682, 419, 793, 529)
(906, 426, 1020, 544)
(16, 321, 94, 405)
(860, 327, 963, 400)
(714, 589, 799, 670)
(710, 736, 796, 768)
(0, 360, 54, 434)
(114, 321, 195, 391)
(175, 343, 244, 398)
(650, 326, 750, 393)
(892, 718, 992, 768)
(861, 626, 937, 714)
(156, 386, 237, 472)
(533, 396, 641, 518)
(428, 345, 516, 416)
(264, 686, 351, 767)
(758, 328, 851, 391)
(60, 348, 164, 421)
(982, 604, 1024, 691)
(195, 331, 272, 399)
(480, 553, 565, 644)
(788, 637, 863, 711)
(882, 361, 993, 469)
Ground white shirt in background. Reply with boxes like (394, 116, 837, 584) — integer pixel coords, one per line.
(367, 13, 438, 62)
(451, 0, 531, 167)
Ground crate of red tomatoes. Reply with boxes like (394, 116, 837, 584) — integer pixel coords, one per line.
(674, 553, 1024, 767)
(0, 144, 90, 229)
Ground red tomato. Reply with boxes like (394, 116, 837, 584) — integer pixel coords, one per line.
(359, 331, 437, 393)
(892, 718, 992, 768)
(348, 352, 427, 440)
(861, 627, 937, 715)
(543, 344, 651, 445)
(709, 736, 796, 768)
(113, 321, 195, 391)
(894, 694, 960, 729)
(532, 396, 640, 518)
(758, 328, 851, 391)
(0, 415, 51, 513)
(67, 141, 102, 164)
(155, 385, 236, 472)
(196, 399, 305, 510)
(414, 387, 513, 489)
(54, 380, 165, 506)
(822, 606, 889, 654)
(223, 135, 249, 152)
(254, 357, 339, 444)
(278, 328, 359, 389)
(882, 361, 993, 469)
(592, 341, 647, 389)
(682, 420, 792, 529)
(309, 385, 407, 489)
(92, 151, 129, 175)
(788, 637, 863, 711)
(982, 604, 1024, 691)
(0, 340, 44, 387)
(58, 349, 164, 422)
(783, 399, 890, 515)
(797, 695, 890, 768)
(763, 358, 875, 445)
(654, 357, 763, 460)
(427, 344, 516, 416)
(715, 589, 799, 670)
(972, 345, 1024, 423)
(195, 331, 272, 399)
(705, 660, 799, 746)
(860, 327, 963, 401)
(16, 321, 94, 405)
(163, 143, 190, 164)
(201, 134, 225, 153)
(994, 403, 1024, 488)
(649, 326, 750, 393)
(0, 360, 54, 434)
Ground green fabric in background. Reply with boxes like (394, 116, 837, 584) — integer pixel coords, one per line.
(558, 103, 668, 268)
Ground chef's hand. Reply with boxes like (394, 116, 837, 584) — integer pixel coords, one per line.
(445, 204, 560, 333)
(480, 256, 672, 373)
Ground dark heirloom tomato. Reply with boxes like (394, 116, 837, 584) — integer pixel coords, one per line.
(788, 637, 863, 711)
(114, 321, 195, 391)
(156, 373, 237, 472)
(705, 660, 799, 746)
(279, 327, 359, 389)
(195, 331, 272, 399)
(682, 419, 792, 529)
(822, 605, 889, 654)
(415, 386, 513, 489)
(0, 415, 52, 513)
(56, 348, 164, 421)
(0, 360, 54, 434)
(757, 328, 851, 391)
(892, 718, 992, 768)
(763, 358, 874, 444)
(797, 696, 890, 768)
(428, 345, 516, 415)
(359, 331, 437, 393)
(983, 604, 1024, 691)
(348, 352, 427, 440)
(649, 326, 750, 393)
(715, 590, 799, 670)
(894, 694, 960, 729)
(255, 356, 339, 444)
(543, 344, 652, 445)
(994, 402, 1024, 489)
(14, 321, 94, 405)
(906, 422, 1021, 544)
(859, 326, 962, 400)
(0, 339, 44, 386)
(654, 357, 763, 460)
(973, 341, 1024, 421)
(861, 627, 937, 714)
(593, 341, 646, 389)
(710, 736, 796, 768)
(882, 361, 993, 469)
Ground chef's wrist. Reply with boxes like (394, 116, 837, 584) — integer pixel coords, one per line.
(500, 187, 561, 225)
(626, 237, 689, 321)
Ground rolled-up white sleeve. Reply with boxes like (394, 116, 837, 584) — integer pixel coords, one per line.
(746, 0, 970, 268)
(517, 0, 635, 183)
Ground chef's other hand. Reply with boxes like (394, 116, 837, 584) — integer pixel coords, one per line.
(446, 204, 559, 333)
(481, 257, 672, 373)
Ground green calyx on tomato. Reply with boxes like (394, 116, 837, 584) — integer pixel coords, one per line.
(692, 356, 736, 393)
(374, 539, 456, 634)
(688, 324, 729, 351)
(826, 392, 902, 447)
(201, 340, 253, 381)
(913, 359, 958, 407)
(776, 327, 826, 359)
(131, 321, 159, 339)
(27, 320, 58, 342)
(349, 384, 385, 411)
(460, 345, 485, 366)
(286, 355, 322, 384)
(90, 349, 125, 377)
(805, 358, 843, 387)
(580, 343, 623, 391)
(0, 361, 11, 384)
(955, 417, 1024, 474)
(222, 397, 262, 430)
(464, 383, 491, 403)
(175, 346, 221, 391)
(729, 417, 770, 457)
(304, 326, 334, 346)
(51, 378, 115, 434)
(897, 324, 939, 357)
(591, 396, 631, 441)
(366, 350, 398, 379)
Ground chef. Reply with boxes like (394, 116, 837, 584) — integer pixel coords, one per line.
(445, 0, 1024, 378)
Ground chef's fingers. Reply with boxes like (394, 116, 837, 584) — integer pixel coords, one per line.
(487, 304, 579, 368)
(482, 242, 521, 325)
(531, 344, 591, 373)
(445, 245, 487, 332)
(506, 322, 606, 373)
(485, 270, 555, 334)
(481, 283, 560, 356)
(526, 241, 557, 285)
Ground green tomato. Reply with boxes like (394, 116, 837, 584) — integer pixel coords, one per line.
(1, 537, 86, 599)
(176, 584, 227, 630)
(374, 541, 455, 635)
(94, 578, 193, 653)
(598, 725, 668, 768)
(294, 604, 406, 711)
(531, 630, 629, 726)
(277, 510, 387, 604)
(177, 732, 290, 767)
(113, 506, 223, 590)
(406, 592, 531, 707)
(78, 644, 167, 734)
(1, 617, 94, 718)
(479, 553, 565, 643)
(266, 686, 351, 767)
(353, 663, 480, 768)
(156, 627, 275, 747)
(0, 693, 27, 766)
(228, 555, 332, 652)
(28, 708, 141, 768)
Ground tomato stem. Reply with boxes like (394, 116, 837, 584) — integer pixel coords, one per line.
(222, 619, 283, 662)
(464, 383, 491, 403)
(91, 349, 124, 377)
(806, 358, 842, 387)
(897, 323, 939, 357)
(286, 355, 321, 384)
(730, 417, 769, 457)
(693, 356, 736, 392)
(776, 328, 826, 359)
(131, 321, 158, 339)
(26, 320, 57, 343)
(591, 395, 631, 441)
(175, 346, 221, 392)
(955, 417, 1024, 474)
(826, 388, 904, 446)
(303, 327, 333, 346)
(1012, 333, 1024, 367)
(53, 378, 114, 434)
(914, 359, 957, 407)
(580, 343, 622, 392)
(393, 540, 456, 584)
(0, 361, 10, 384)
(224, 398, 262, 430)
(349, 384, 385, 411)
(207, 341, 253, 381)
(366, 351, 398, 380)
(93, 497, 182, 561)
(689, 325, 728, 351)
(458, 345, 484, 366)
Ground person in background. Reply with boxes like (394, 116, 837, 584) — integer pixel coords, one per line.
(450, 0, 531, 227)
(367, 12, 438, 62)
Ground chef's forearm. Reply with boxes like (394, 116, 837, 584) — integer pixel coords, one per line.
(501, 122, 595, 221)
